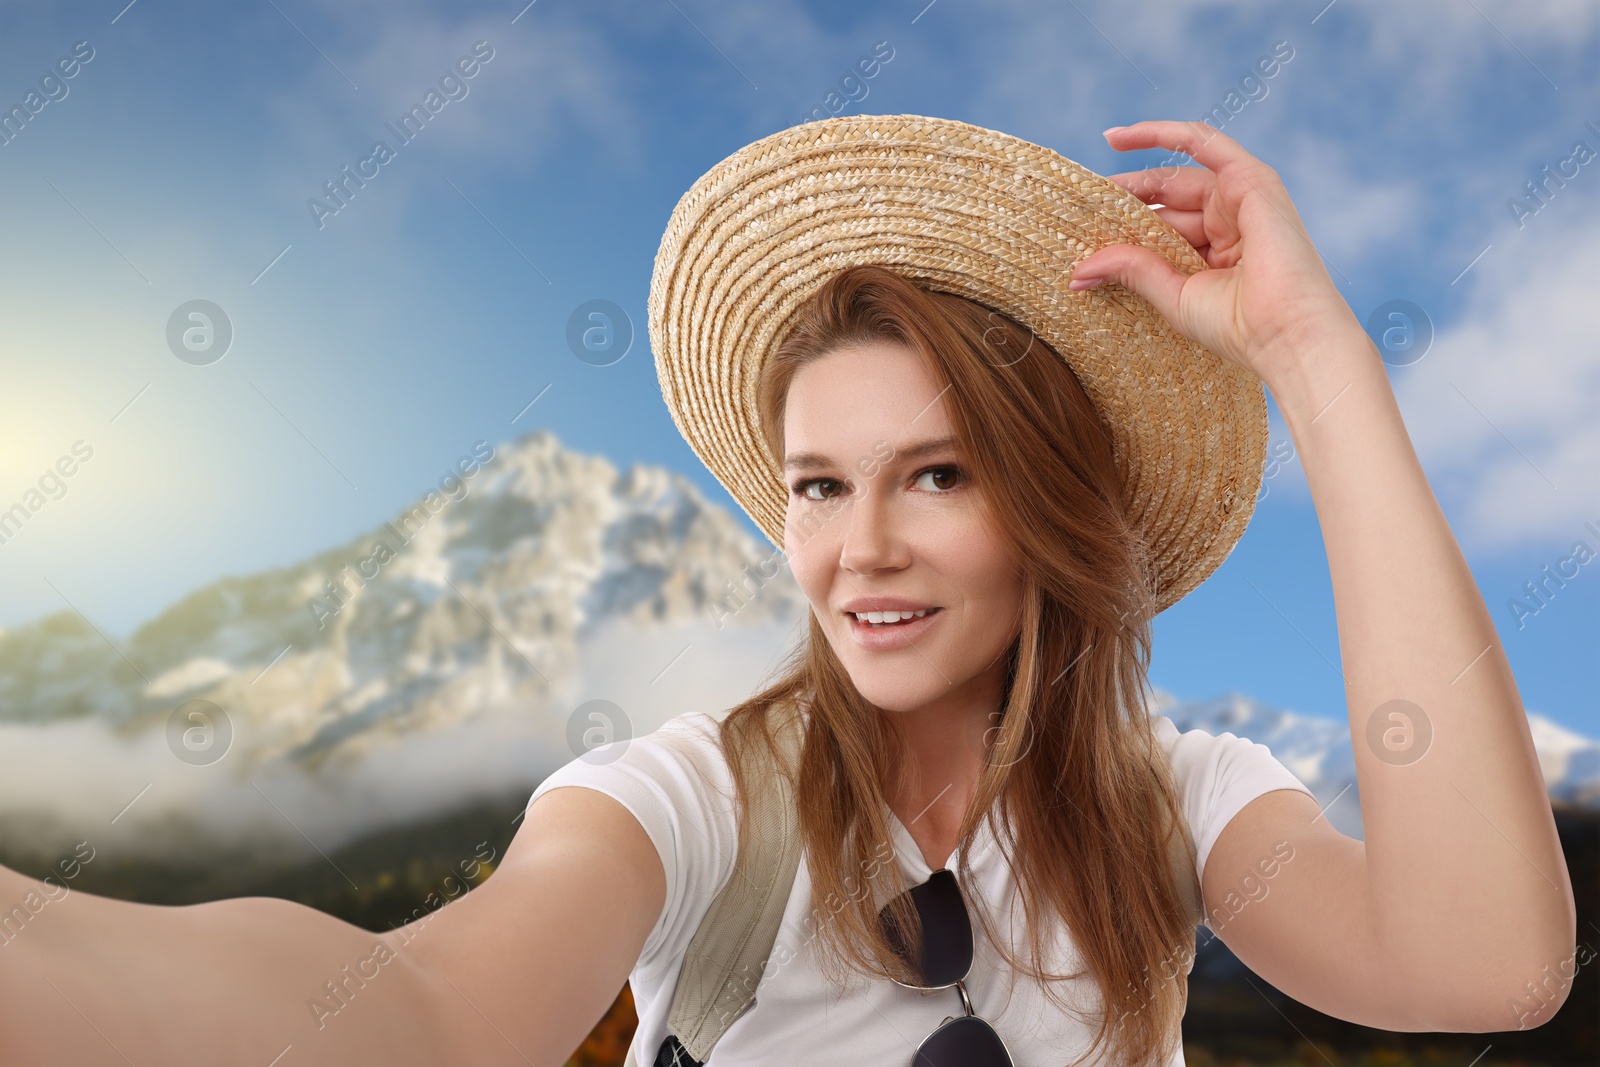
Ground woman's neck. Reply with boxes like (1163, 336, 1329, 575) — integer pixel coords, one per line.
(885, 691, 1002, 870)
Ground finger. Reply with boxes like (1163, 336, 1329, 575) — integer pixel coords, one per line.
(1105, 166, 1214, 212)
(1067, 244, 1190, 331)
(1151, 206, 1207, 252)
(1104, 120, 1260, 177)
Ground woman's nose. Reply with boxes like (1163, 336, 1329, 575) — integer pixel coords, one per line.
(838, 481, 908, 573)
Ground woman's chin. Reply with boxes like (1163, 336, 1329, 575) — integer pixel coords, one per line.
(845, 671, 951, 715)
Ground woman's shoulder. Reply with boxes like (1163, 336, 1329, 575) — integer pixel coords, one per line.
(1147, 711, 1316, 883)
(530, 709, 740, 824)
(526, 709, 745, 966)
(1149, 710, 1308, 783)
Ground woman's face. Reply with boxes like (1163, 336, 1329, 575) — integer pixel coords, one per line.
(781, 339, 1025, 718)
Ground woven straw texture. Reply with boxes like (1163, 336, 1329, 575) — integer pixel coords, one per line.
(648, 114, 1267, 614)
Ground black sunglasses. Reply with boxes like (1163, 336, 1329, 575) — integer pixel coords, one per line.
(877, 868, 1016, 1067)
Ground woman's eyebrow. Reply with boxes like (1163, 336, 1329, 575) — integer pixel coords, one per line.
(783, 435, 959, 472)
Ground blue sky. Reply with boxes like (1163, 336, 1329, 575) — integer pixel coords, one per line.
(0, 0, 1595, 737)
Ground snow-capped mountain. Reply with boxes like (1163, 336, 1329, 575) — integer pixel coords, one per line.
(0, 428, 1593, 863)
(0, 429, 805, 749)
(0, 430, 809, 858)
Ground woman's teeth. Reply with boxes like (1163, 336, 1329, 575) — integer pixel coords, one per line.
(853, 608, 933, 626)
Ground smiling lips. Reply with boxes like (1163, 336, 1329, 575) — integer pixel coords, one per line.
(851, 607, 936, 626)
(843, 605, 942, 649)
(841, 596, 939, 618)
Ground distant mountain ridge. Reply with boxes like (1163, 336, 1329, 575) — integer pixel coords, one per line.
(1150, 690, 1600, 840)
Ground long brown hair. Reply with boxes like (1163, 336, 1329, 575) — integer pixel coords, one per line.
(718, 264, 1197, 1067)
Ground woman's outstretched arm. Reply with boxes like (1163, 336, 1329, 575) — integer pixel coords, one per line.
(0, 784, 665, 1066)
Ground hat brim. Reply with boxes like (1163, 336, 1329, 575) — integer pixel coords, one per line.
(648, 114, 1266, 614)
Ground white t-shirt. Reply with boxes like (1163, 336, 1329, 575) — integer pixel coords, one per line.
(527, 710, 1315, 1067)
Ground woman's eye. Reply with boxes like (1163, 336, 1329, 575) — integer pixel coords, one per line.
(914, 465, 963, 492)
(793, 477, 845, 501)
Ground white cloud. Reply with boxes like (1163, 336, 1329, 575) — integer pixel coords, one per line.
(0, 613, 806, 858)
(1277, 134, 1424, 282)
(1390, 209, 1600, 551)
(252, 5, 644, 239)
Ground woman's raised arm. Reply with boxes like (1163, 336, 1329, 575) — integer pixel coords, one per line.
(0, 785, 666, 1066)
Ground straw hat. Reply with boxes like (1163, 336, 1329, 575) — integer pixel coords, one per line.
(647, 114, 1266, 614)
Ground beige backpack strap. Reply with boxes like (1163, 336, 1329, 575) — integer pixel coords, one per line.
(629, 701, 806, 1067)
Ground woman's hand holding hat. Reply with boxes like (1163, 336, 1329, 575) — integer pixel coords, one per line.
(1068, 120, 1370, 390)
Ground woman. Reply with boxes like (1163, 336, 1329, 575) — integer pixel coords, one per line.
(0, 116, 1574, 1067)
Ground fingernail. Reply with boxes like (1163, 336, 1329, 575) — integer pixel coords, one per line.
(1102, 126, 1126, 137)
(1068, 277, 1104, 291)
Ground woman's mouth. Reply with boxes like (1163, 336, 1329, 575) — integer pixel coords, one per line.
(851, 608, 936, 626)
(845, 606, 942, 648)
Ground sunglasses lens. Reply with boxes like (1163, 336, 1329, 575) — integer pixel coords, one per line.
(913, 1014, 1014, 1067)
(878, 868, 973, 987)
